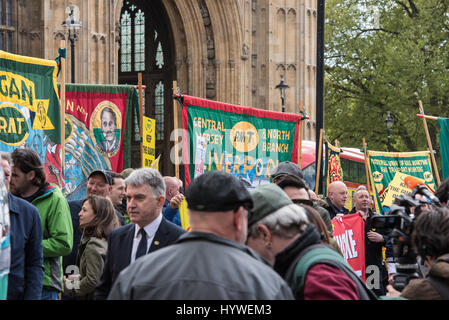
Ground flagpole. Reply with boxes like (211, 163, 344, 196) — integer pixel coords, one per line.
(418, 100, 441, 186)
(138, 73, 143, 168)
(362, 138, 371, 193)
(315, 128, 323, 194)
(298, 100, 304, 168)
(173, 81, 180, 180)
(59, 40, 66, 185)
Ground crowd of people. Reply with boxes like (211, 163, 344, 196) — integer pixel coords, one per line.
(1, 147, 449, 300)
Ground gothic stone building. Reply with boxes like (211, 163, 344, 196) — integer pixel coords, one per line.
(1, 0, 317, 175)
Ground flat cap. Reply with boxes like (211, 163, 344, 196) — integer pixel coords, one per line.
(186, 171, 253, 212)
(271, 161, 304, 179)
(88, 170, 113, 186)
(248, 183, 293, 227)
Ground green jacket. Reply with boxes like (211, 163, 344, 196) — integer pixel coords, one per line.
(32, 184, 73, 292)
(64, 236, 107, 300)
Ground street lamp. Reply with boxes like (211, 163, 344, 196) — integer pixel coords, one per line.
(275, 74, 290, 113)
(384, 111, 394, 152)
(62, 5, 82, 83)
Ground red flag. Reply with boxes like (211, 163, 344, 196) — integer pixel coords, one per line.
(332, 213, 366, 281)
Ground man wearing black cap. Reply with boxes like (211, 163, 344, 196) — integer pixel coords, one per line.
(63, 170, 126, 291)
(107, 171, 294, 300)
(271, 161, 304, 184)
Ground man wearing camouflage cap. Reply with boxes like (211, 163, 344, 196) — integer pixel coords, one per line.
(108, 171, 293, 300)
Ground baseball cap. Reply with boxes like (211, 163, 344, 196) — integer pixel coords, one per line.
(186, 171, 253, 212)
(271, 161, 304, 179)
(88, 170, 113, 186)
(248, 183, 293, 227)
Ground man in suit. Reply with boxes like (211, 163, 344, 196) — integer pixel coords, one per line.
(94, 168, 185, 300)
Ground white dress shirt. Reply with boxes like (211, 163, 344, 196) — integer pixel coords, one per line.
(130, 213, 163, 263)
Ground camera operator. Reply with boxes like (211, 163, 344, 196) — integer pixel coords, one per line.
(387, 207, 449, 299)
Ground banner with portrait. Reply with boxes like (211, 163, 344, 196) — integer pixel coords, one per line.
(179, 95, 301, 188)
(0, 50, 63, 187)
(61, 84, 137, 196)
(367, 150, 436, 213)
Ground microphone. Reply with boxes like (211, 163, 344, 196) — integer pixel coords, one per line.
(404, 175, 441, 207)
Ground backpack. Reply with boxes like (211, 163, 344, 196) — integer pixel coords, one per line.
(284, 243, 379, 300)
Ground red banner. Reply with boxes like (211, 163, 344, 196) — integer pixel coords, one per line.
(332, 213, 366, 281)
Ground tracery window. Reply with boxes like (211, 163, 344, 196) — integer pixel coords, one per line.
(120, 2, 145, 72)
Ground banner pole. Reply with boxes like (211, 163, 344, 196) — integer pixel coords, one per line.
(173, 81, 180, 179)
(138, 73, 143, 168)
(362, 137, 371, 193)
(315, 128, 323, 194)
(416, 113, 438, 120)
(59, 40, 66, 186)
(298, 100, 303, 167)
(418, 100, 441, 186)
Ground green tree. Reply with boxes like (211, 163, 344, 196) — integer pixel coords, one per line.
(325, 0, 449, 174)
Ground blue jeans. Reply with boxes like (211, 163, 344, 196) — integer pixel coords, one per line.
(41, 287, 60, 300)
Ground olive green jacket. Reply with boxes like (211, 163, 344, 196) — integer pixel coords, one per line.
(65, 236, 107, 300)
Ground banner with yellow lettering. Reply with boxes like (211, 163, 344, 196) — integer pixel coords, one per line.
(179, 95, 301, 187)
(0, 51, 63, 186)
(142, 116, 156, 167)
(61, 84, 137, 198)
(367, 150, 436, 213)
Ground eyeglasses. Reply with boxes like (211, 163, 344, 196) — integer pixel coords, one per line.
(291, 199, 314, 207)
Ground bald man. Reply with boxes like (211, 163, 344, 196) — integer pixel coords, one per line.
(162, 176, 184, 226)
(324, 181, 349, 219)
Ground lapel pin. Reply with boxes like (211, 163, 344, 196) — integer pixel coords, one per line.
(153, 241, 160, 246)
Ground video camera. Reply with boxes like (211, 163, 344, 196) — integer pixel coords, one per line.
(370, 185, 441, 291)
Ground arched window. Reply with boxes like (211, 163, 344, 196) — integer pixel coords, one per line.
(119, 0, 174, 173)
(120, 2, 145, 73)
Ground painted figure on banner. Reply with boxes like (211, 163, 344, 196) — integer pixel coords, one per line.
(91, 102, 122, 157)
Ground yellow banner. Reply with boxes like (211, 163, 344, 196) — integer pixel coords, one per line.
(179, 198, 190, 231)
(142, 116, 156, 168)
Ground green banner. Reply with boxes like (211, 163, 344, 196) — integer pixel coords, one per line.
(0, 50, 63, 186)
(438, 117, 449, 180)
(181, 95, 301, 187)
(367, 150, 436, 213)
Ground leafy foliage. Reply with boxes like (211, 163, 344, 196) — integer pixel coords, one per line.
(325, 0, 449, 173)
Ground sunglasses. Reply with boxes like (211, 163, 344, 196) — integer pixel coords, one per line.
(291, 199, 314, 207)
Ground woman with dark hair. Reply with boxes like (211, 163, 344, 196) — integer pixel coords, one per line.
(64, 195, 119, 299)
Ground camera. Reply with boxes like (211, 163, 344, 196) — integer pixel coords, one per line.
(370, 188, 440, 291)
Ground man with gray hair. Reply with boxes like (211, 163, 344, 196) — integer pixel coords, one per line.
(107, 171, 293, 300)
(94, 168, 185, 300)
(246, 183, 376, 300)
(350, 185, 395, 296)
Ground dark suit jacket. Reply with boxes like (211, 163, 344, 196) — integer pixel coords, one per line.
(94, 217, 185, 300)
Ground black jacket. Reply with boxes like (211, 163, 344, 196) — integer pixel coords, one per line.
(324, 197, 349, 220)
(94, 218, 185, 300)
